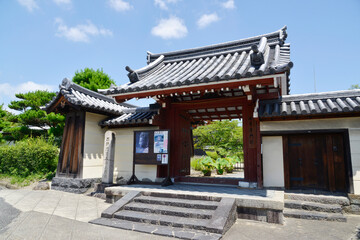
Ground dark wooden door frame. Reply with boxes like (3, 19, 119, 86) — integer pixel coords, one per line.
(261, 129, 354, 194)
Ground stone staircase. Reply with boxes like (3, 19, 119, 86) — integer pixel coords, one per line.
(90, 191, 237, 239)
(284, 193, 350, 222)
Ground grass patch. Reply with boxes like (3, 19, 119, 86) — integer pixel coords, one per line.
(0, 173, 53, 187)
(0, 172, 55, 188)
(190, 156, 203, 171)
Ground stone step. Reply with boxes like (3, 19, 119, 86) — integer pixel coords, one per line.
(284, 199, 342, 213)
(133, 195, 219, 210)
(284, 193, 350, 206)
(283, 209, 346, 222)
(143, 191, 222, 202)
(124, 202, 214, 219)
(113, 210, 222, 233)
(90, 217, 222, 240)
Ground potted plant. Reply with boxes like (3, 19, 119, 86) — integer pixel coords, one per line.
(199, 156, 215, 176)
(224, 157, 235, 173)
(214, 158, 228, 175)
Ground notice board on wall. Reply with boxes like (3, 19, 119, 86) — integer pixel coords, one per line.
(133, 130, 170, 165)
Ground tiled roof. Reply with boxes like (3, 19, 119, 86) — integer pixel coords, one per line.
(99, 107, 158, 127)
(259, 90, 360, 118)
(44, 78, 134, 115)
(99, 26, 293, 96)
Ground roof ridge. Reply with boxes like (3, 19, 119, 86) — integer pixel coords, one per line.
(61, 78, 118, 104)
(137, 55, 164, 74)
(147, 26, 287, 62)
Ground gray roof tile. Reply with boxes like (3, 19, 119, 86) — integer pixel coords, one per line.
(99, 107, 159, 127)
(43, 78, 133, 115)
(259, 90, 360, 118)
(99, 26, 293, 96)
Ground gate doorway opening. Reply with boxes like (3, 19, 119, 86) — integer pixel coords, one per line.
(189, 119, 245, 183)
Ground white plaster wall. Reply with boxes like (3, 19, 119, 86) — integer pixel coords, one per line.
(349, 129, 360, 195)
(261, 117, 360, 194)
(112, 126, 159, 182)
(262, 136, 284, 188)
(82, 112, 107, 178)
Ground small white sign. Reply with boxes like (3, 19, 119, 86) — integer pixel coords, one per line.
(161, 154, 168, 164)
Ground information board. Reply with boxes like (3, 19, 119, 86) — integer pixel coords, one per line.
(129, 130, 172, 186)
(133, 130, 170, 165)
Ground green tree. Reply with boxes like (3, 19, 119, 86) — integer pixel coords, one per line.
(72, 68, 115, 92)
(193, 120, 243, 157)
(0, 105, 13, 143)
(350, 84, 360, 89)
(5, 91, 65, 142)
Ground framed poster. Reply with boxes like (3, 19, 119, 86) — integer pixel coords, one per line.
(154, 131, 168, 153)
(135, 131, 149, 153)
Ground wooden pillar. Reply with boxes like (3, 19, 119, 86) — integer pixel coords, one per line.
(242, 102, 261, 184)
(155, 100, 191, 178)
(256, 117, 263, 188)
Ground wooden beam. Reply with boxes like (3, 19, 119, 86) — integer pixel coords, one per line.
(173, 96, 248, 110)
(114, 77, 276, 101)
(189, 109, 242, 118)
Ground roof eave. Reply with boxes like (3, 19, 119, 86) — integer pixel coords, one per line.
(108, 73, 287, 101)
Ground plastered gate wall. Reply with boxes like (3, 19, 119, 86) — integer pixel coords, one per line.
(82, 112, 159, 181)
(82, 112, 106, 178)
(111, 126, 159, 182)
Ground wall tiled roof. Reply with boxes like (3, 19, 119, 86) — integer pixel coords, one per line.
(43, 78, 133, 115)
(259, 90, 360, 118)
(99, 26, 293, 96)
(99, 107, 158, 127)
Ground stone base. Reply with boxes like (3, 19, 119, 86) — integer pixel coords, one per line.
(93, 183, 120, 193)
(237, 207, 283, 224)
(51, 177, 100, 194)
(343, 194, 360, 215)
(238, 181, 258, 189)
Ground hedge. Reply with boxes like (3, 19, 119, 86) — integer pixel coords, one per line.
(0, 137, 58, 177)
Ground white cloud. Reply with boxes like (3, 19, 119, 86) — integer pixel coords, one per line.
(108, 0, 132, 12)
(53, 0, 72, 8)
(0, 82, 56, 97)
(222, 0, 235, 9)
(0, 81, 56, 114)
(197, 13, 220, 29)
(151, 16, 187, 39)
(54, 18, 113, 43)
(17, 0, 39, 12)
(0, 83, 13, 98)
(154, 0, 178, 10)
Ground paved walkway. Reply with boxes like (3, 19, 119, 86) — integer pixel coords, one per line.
(0, 188, 359, 240)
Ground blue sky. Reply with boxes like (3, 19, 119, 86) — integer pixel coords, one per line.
(0, 0, 359, 111)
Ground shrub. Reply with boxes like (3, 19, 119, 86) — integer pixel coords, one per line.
(190, 157, 202, 171)
(205, 151, 219, 160)
(0, 137, 58, 178)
